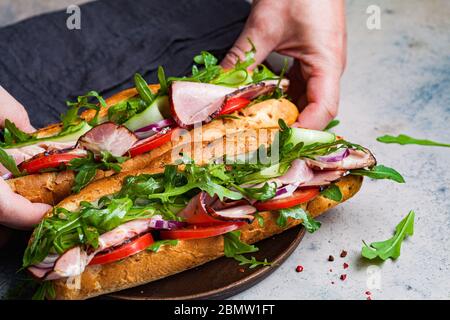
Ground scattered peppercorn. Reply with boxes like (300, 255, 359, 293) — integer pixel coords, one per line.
(331, 281, 335, 284)
(365, 291, 371, 295)
(367, 296, 372, 300)
(329, 269, 333, 272)
(340, 274, 347, 281)
(295, 265, 304, 273)
(343, 263, 349, 269)
(328, 255, 334, 262)
(340, 250, 347, 258)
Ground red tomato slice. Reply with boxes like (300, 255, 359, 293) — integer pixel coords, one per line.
(128, 130, 173, 158)
(160, 223, 243, 240)
(89, 233, 154, 266)
(219, 97, 251, 115)
(19, 153, 85, 174)
(254, 188, 320, 212)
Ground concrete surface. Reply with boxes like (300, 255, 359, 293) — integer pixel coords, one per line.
(0, 0, 449, 300)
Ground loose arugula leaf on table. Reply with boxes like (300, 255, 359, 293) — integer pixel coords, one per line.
(321, 184, 343, 202)
(324, 119, 340, 131)
(62, 91, 107, 129)
(223, 231, 271, 268)
(147, 239, 179, 252)
(0, 148, 23, 177)
(377, 134, 450, 148)
(350, 165, 405, 183)
(362, 210, 415, 260)
(277, 206, 321, 233)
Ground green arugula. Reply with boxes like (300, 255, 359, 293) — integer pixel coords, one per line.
(321, 184, 343, 202)
(107, 97, 147, 124)
(350, 165, 405, 183)
(147, 239, 179, 252)
(223, 231, 271, 268)
(62, 91, 107, 129)
(362, 210, 415, 260)
(32, 281, 56, 300)
(0, 148, 23, 177)
(277, 206, 321, 233)
(377, 134, 450, 148)
(134, 73, 155, 105)
(69, 151, 128, 193)
(231, 182, 277, 201)
(324, 119, 340, 131)
(254, 213, 265, 227)
(3, 119, 34, 145)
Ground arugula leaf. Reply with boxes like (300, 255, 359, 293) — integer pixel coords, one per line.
(69, 151, 128, 193)
(107, 98, 147, 124)
(324, 119, 340, 131)
(252, 64, 278, 83)
(377, 134, 450, 148)
(147, 239, 178, 252)
(62, 91, 107, 129)
(157, 66, 168, 95)
(362, 210, 415, 260)
(350, 165, 405, 183)
(277, 206, 321, 233)
(254, 213, 265, 227)
(134, 73, 155, 105)
(81, 198, 133, 232)
(4, 119, 33, 144)
(0, 148, 23, 177)
(321, 184, 343, 202)
(223, 231, 271, 268)
(231, 182, 277, 201)
(32, 281, 55, 300)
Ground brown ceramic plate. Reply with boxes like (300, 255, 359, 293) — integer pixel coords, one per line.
(107, 225, 305, 300)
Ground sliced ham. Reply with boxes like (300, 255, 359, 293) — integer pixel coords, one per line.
(306, 149, 377, 171)
(207, 204, 256, 223)
(45, 246, 89, 280)
(170, 81, 277, 128)
(170, 81, 235, 128)
(28, 266, 52, 279)
(278, 159, 314, 185)
(77, 122, 138, 157)
(301, 170, 346, 187)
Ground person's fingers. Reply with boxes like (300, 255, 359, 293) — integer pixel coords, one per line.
(295, 72, 340, 130)
(0, 86, 35, 133)
(0, 178, 51, 230)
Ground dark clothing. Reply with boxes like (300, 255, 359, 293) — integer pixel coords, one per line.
(0, 0, 250, 127)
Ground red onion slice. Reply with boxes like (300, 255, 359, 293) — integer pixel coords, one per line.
(135, 118, 175, 133)
(149, 218, 187, 230)
(1, 172, 13, 180)
(316, 148, 350, 163)
(273, 182, 301, 200)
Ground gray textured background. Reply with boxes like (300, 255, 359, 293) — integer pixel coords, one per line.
(0, 0, 449, 300)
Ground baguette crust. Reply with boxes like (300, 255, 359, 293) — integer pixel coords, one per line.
(8, 99, 298, 204)
(53, 175, 363, 299)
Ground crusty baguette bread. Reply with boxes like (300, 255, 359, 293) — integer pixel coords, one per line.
(52, 174, 363, 299)
(7, 98, 298, 204)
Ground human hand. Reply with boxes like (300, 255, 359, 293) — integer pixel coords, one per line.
(221, 0, 347, 130)
(0, 178, 51, 230)
(0, 85, 35, 132)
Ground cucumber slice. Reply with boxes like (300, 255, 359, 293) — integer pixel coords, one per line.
(124, 96, 169, 131)
(288, 127, 335, 146)
(45, 121, 92, 143)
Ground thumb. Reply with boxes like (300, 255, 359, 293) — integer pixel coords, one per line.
(296, 72, 340, 130)
(0, 86, 36, 133)
(0, 178, 51, 230)
(221, 24, 277, 69)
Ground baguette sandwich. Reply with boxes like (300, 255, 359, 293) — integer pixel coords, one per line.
(1, 48, 293, 204)
(22, 118, 400, 300)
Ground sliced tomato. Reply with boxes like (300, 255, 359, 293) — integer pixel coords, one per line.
(89, 233, 154, 266)
(19, 153, 85, 174)
(128, 129, 173, 158)
(160, 222, 244, 240)
(254, 188, 320, 212)
(219, 97, 251, 115)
